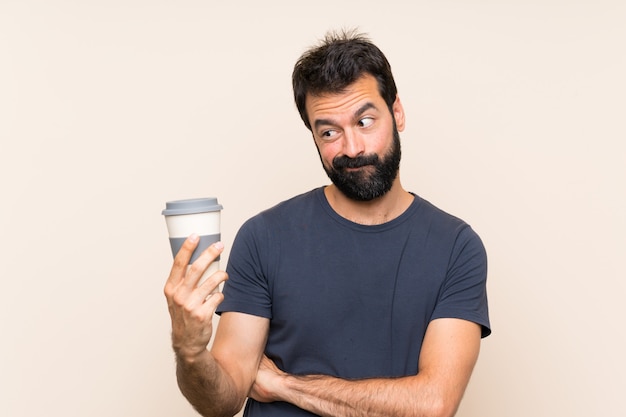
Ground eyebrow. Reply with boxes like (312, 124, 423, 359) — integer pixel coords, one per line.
(313, 102, 378, 130)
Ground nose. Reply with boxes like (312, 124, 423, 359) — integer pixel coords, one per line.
(342, 129, 365, 158)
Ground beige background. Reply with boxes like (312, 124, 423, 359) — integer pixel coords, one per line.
(1, 1, 624, 416)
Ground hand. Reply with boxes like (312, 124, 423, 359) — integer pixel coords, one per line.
(163, 234, 228, 362)
(249, 355, 287, 403)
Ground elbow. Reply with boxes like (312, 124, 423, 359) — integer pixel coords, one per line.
(419, 393, 459, 417)
(187, 398, 244, 417)
(426, 399, 459, 417)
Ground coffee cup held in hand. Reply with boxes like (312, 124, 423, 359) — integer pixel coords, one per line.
(162, 197, 223, 287)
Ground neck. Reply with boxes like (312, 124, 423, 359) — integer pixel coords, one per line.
(324, 179, 414, 226)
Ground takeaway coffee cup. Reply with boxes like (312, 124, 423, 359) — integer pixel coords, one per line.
(162, 197, 223, 286)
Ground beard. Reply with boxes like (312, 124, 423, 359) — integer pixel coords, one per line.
(322, 127, 401, 202)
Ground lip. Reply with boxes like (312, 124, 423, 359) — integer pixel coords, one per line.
(344, 165, 373, 172)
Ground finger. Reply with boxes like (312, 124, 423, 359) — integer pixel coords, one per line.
(190, 271, 228, 318)
(182, 270, 228, 313)
(183, 241, 225, 290)
(164, 234, 200, 296)
(201, 290, 226, 314)
(197, 270, 228, 298)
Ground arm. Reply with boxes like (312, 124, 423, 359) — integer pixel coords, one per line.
(250, 318, 481, 417)
(164, 235, 269, 417)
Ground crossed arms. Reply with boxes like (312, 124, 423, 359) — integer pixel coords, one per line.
(164, 235, 482, 417)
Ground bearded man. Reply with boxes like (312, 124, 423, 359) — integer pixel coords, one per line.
(164, 29, 491, 417)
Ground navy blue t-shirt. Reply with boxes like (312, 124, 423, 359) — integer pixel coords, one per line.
(217, 187, 490, 416)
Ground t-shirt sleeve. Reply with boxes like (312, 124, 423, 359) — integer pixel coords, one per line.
(431, 225, 491, 337)
(216, 216, 273, 318)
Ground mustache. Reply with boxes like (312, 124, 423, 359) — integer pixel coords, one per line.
(332, 154, 379, 170)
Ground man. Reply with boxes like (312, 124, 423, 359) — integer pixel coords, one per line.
(164, 29, 490, 417)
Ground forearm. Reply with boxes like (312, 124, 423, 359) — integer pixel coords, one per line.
(279, 374, 458, 417)
(175, 349, 245, 417)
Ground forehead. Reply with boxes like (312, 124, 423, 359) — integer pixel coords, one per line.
(305, 75, 384, 122)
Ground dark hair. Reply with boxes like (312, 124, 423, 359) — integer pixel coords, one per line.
(292, 29, 398, 131)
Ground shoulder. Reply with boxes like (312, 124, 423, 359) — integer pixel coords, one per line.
(248, 188, 322, 223)
(235, 187, 323, 236)
(407, 195, 486, 264)
(411, 195, 478, 237)
(264, 187, 321, 213)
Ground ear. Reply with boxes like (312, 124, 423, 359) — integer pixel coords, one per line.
(392, 95, 406, 132)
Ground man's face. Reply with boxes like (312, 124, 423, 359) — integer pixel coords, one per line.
(305, 74, 405, 201)
(323, 125, 401, 201)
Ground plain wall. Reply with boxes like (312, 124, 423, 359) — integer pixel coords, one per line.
(1, 1, 624, 416)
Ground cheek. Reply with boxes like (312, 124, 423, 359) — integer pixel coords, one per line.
(316, 142, 339, 164)
(372, 130, 394, 153)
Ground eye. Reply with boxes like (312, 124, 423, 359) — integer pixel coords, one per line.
(320, 129, 339, 140)
(358, 117, 374, 128)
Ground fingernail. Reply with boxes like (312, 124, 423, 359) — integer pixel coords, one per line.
(189, 233, 199, 242)
(214, 241, 224, 250)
